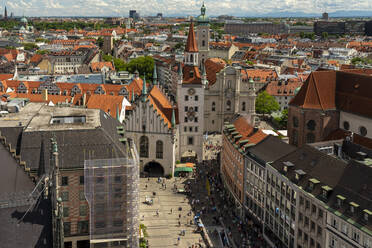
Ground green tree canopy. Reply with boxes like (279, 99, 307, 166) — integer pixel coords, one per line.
(22, 42, 38, 51)
(255, 91, 280, 114)
(125, 56, 154, 80)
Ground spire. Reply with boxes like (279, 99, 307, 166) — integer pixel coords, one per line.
(131, 88, 135, 103)
(171, 108, 176, 128)
(201, 2, 206, 16)
(185, 21, 198, 53)
(4, 6, 7, 20)
(153, 63, 158, 85)
(141, 76, 147, 102)
(116, 104, 120, 121)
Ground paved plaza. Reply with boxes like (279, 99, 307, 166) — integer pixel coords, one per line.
(139, 177, 205, 247)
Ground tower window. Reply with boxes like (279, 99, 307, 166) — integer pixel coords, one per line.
(242, 102, 246, 111)
(202, 40, 205, 47)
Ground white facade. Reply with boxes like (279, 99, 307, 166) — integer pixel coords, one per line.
(125, 94, 178, 177)
(339, 111, 372, 139)
(177, 79, 205, 161)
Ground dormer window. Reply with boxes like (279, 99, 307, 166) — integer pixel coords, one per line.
(283, 161, 294, 173)
(308, 178, 319, 191)
(321, 185, 332, 200)
(363, 210, 371, 222)
(350, 202, 359, 214)
(336, 195, 345, 208)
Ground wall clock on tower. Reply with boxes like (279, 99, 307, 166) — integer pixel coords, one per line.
(188, 88, 195, 95)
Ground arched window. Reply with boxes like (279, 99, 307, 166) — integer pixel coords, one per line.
(227, 80, 232, 89)
(156, 140, 163, 159)
(306, 133, 315, 143)
(343, 121, 350, 130)
(202, 40, 205, 47)
(140, 136, 149, 158)
(242, 102, 246, 111)
(190, 54, 193, 63)
(307, 120, 316, 131)
(226, 100, 231, 111)
(293, 116, 299, 128)
(212, 102, 216, 112)
(360, 126, 368, 137)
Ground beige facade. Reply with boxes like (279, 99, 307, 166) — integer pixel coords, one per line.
(208, 43, 239, 60)
(204, 66, 256, 133)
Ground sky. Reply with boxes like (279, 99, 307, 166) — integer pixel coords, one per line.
(2, 0, 372, 17)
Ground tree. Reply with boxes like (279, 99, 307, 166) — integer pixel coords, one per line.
(174, 42, 184, 50)
(255, 91, 280, 115)
(125, 56, 154, 79)
(113, 58, 126, 71)
(321, 32, 328, 40)
(102, 53, 113, 62)
(97, 37, 104, 48)
(22, 42, 38, 51)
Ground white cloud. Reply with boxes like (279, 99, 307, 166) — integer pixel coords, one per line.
(2, 0, 372, 16)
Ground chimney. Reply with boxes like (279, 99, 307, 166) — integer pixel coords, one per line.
(42, 89, 48, 102)
(83, 93, 87, 106)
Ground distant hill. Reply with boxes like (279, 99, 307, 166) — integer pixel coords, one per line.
(245, 10, 372, 18)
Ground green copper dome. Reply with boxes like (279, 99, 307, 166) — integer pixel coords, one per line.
(197, 2, 209, 24)
(20, 17, 28, 24)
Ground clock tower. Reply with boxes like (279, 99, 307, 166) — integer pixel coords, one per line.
(177, 21, 206, 162)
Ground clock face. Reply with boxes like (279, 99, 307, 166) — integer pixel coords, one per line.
(188, 88, 195, 95)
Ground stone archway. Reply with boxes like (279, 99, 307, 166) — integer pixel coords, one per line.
(144, 161, 164, 177)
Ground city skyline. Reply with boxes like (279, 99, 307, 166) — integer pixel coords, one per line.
(2, 0, 372, 17)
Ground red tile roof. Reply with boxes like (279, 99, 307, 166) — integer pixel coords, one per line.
(266, 79, 303, 97)
(290, 71, 336, 110)
(90, 61, 114, 71)
(205, 58, 225, 86)
(325, 129, 372, 150)
(86, 94, 124, 119)
(185, 22, 198, 53)
(148, 85, 176, 128)
(231, 116, 268, 147)
(182, 65, 201, 84)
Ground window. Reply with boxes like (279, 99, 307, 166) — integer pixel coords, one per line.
(194, 117, 198, 122)
(96, 177, 104, 184)
(184, 127, 187, 132)
(318, 226, 322, 236)
(156, 140, 163, 159)
(63, 207, 69, 217)
(352, 230, 360, 242)
(195, 95, 198, 101)
(113, 219, 123, 227)
(78, 221, 89, 234)
(189, 127, 193, 132)
(79, 191, 85, 201)
(202, 40, 205, 47)
(306, 133, 315, 143)
(61, 176, 68, 186)
(185, 106, 188, 112)
(185, 95, 189, 101)
(184, 117, 188, 122)
(61, 192, 69, 202)
(307, 120, 316, 131)
(343, 121, 350, 130)
(293, 117, 299, 127)
(80, 205, 87, 216)
(226, 100, 231, 111)
(140, 136, 149, 158)
(360, 126, 367, 136)
(242, 102, 246, 111)
(195, 127, 198, 132)
(318, 209, 323, 219)
(80, 176, 84, 185)
(195, 106, 198, 112)
(188, 137, 194, 145)
(64, 222, 71, 236)
(212, 102, 216, 111)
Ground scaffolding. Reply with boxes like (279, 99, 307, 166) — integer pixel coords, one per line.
(84, 155, 139, 248)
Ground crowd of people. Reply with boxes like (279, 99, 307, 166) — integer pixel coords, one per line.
(184, 157, 268, 248)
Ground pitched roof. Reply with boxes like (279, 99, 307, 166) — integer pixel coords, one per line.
(266, 79, 303, 97)
(290, 70, 337, 110)
(182, 65, 201, 84)
(185, 22, 198, 53)
(86, 94, 124, 119)
(325, 129, 372, 150)
(148, 85, 177, 128)
(90, 61, 114, 71)
(205, 58, 225, 86)
(290, 70, 372, 118)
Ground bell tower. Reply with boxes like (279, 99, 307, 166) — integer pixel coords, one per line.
(196, 2, 210, 68)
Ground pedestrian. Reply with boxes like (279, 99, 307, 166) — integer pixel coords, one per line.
(165, 184, 167, 189)
(170, 208, 173, 214)
(177, 236, 180, 245)
(179, 213, 181, 219)
(145, 184, 147, 189)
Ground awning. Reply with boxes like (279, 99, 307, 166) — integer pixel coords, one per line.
(174, 167, 193, 176)
(175, 163, 195, 168)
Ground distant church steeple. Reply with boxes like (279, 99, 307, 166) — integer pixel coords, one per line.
(4, 6, 7, 20)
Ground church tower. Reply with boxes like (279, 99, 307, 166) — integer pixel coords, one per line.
(196, 2, 210, 67)
(177, 21, 205, 162)
(4, 6, 7, 20)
